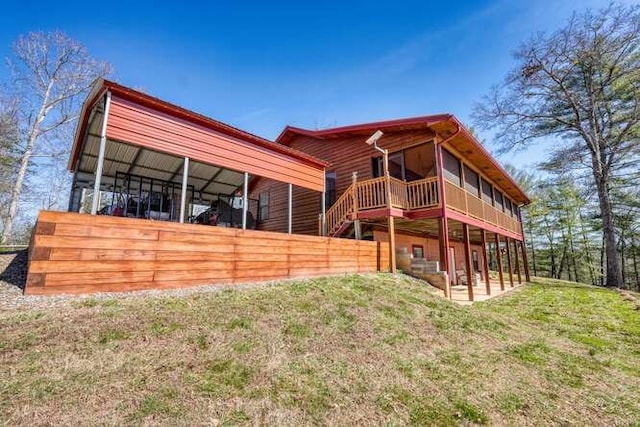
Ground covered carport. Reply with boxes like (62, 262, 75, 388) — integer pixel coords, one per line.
(68, 78, 328, 231)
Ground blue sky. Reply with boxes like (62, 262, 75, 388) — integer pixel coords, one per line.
(0, 0, 625, 169)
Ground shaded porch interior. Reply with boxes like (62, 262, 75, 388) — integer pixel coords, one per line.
(68, 79, 328, 233)
(361, 216, 529, 302)
(69, 103, 259, 226)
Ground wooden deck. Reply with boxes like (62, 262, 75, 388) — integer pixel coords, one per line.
(324, 175, 523, 239)
(26, 211, 390, 295)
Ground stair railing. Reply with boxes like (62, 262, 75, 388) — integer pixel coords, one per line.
(324, 183, 355, 236)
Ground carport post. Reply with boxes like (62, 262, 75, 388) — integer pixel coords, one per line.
(91, 91, 112, 215)
(179, 157, 190, 223)
(288, 183, 293, 234)
(242, 172, 249, 230)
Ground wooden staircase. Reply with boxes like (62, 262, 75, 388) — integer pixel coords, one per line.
(320, 175, 440, 238)
(324, 183, 356, 237)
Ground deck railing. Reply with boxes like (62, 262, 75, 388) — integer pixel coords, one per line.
(355, 177, 386, 210)
(444, 180, 522, 235)
(407, 177, 439, 209)
(323, 175, 522, 237)
(389, 177, 409, 208)
(325, 183, 355, 236)
(354, 176, 439, 212)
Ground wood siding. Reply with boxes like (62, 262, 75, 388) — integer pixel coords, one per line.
(25, 211, 389, 295)
(251, 129, 435, 235)
(106, 96, 325, 192)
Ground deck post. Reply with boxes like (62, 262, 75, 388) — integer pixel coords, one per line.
(179, 157, 190, 223)
(438, 216, 451, 299)
(382, 149, 396, 273)
(481, 229, 491, 295)
(242, 172, 249, 230)
(352, 172, 361, 240)
(495, 234, 505, 291)
(91, 91, 112, 215)
(288, 183, 293, 234)
(520, 240, 531, 282)
(513, 238, 522, 284)
(463, 223, 474, 301)
(505, 236, 514, 287)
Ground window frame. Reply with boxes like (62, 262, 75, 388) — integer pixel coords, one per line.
(412, 245, 425, 259)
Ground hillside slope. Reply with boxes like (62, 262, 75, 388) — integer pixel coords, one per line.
(1, 274, 639, 425)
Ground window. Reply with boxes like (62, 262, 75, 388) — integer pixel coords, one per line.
(464, 165, 480, 197)
(412, 245, 424, 259)
(481, 178, 493, 205)
(325, 171, 337, 209)
(258, 192, 269, 221)
(442, 149, 462, 186)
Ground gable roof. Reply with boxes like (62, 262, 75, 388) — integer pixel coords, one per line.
(69, 78, 329, 172)
(276, 114, 530, 205)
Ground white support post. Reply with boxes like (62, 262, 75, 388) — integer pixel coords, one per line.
(91, 92, 112, 215)
(179, 157, 190, 223)
(242, 172, 249, 230)
(288, 183, 293, 234)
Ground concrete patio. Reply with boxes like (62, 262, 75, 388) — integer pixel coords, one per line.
(428, 278, 525, 305)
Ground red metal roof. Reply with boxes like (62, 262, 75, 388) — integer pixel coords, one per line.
(69, 78, 330, 172)
(276, 114, 530, 205)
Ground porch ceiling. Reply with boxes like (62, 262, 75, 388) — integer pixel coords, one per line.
(365, 217, 493, 245)
(74, 107, 244, 197)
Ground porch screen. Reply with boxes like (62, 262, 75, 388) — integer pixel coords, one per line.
(481, 178, 493, 204)
(505, 198, 513, 216)
(494, 190, 504, 211)
(442, 149, 462, 186)
(463, 165, 480, 197)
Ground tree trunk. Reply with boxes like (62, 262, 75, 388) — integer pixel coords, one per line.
(557, 246, 567, 280)
(579, 212, 597, 286)
(594, 177, 623, 287)
(549, 240, 557, 278)
(567, 222, 579, 283)
(620, 234, 626, 289)
(600, 236, 605, 287)
(527, 222, 538, 276)
(0, 83, 52, 244)
(632, 236, 639, 292)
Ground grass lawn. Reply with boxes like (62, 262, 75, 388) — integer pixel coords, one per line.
(1, 274, 639, 425)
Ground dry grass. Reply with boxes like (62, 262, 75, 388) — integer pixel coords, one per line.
(1, 273, 639, 426)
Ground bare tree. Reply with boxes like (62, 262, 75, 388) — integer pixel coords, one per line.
(474, 3, 640, 287)
(0, 31, 111, 244)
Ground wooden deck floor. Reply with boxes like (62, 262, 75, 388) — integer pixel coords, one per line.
(428, 279, 524, 305)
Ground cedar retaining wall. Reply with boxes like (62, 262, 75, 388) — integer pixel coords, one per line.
(25, 211, 389, 295)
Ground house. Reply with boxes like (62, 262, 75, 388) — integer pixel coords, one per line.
(250, 115, 531, 300)
(25, 79, 529, 300)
